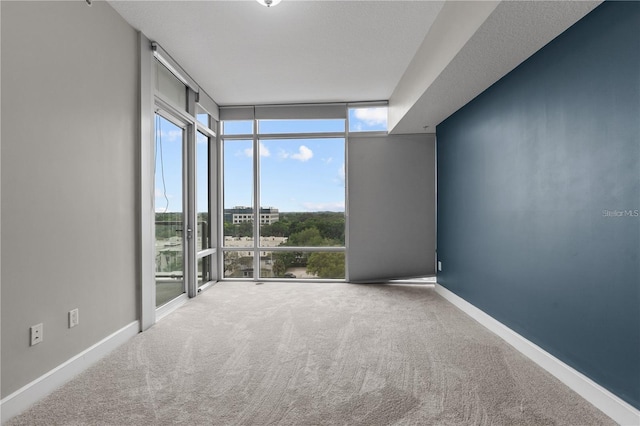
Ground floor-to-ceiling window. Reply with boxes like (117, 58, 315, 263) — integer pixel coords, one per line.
(196, 108, 218, 289)
(220, 105, 347, 280)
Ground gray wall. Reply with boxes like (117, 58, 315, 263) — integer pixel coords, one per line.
(436, 2, 639, 409)
(348, 134, 436, 282)
(1, 1, 139, 397)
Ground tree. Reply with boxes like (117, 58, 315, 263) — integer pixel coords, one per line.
(307, 252, 345, 279)
(223, 222, 235, 237)
(272, 257, 287, 276)
(223, 221, 253, 238)
(285, 227, 324, 247)
(272, 251, 301, 275)
(224, 251, 240, 276)
(223, 212, 346, 277)
(155, 212, 183, 239)
(237, 222, 253, 237)
(261, 220, 289, 237)
(278, 212, 345, 244)
(316, 217, 345, 243)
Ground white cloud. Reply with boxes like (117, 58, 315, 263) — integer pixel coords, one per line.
(354, 107, 387, 126)
(278, 146, 313, 162)
(261, 143, 271, 157)
(338, 163, 345, 183)
(291, 145, 313, 162)
(323, 157, 334, 164)
(278, 149, 290, 160)
(158, 129, 182, 142)
(301, 201, 345, 212)
(244, 142, 271, 158)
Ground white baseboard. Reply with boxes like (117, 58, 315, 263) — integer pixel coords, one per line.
(1, 320, 140, 424)
(434, 284, 640, 426)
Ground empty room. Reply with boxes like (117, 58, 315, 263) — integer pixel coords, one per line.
(1, 0, 638, 424)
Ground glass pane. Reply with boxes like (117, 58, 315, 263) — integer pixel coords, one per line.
(196, 106, 209, 128)
(258, 119, 344, 134)
(198, 255, 212, 286)
(197, 114, 209, 128)
(223, 140, 254, 246)
(259, 138, 345, 247)
(155, 60, 187, 110)
(262, 251, 345, 279)
(155, 115, 185, 306)
(223, 251, 254, 278)
(349, 107, 388, 132)
(222, 120, 253, 135)
(197, 131, 210, 251)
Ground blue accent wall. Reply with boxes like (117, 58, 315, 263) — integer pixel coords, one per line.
(436, 2, 639, 409)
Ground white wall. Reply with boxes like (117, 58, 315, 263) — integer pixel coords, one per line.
(1, 1, 139, 398)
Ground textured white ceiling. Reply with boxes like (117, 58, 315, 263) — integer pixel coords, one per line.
(109, 0, 601, 133)
(109, 0, 444, 105)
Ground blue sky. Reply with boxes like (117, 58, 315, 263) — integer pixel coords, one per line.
(155, 116, 183, 213)
(155, 107, 387, 213)
(224, 137, 345, 212)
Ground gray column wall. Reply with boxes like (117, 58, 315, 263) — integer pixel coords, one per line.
(436, 2, 639, 409)
(348, 134, 436, 282)
(1, 1, 139, 397)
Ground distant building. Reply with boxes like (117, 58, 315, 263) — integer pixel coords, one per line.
(224, 206, 279, 225)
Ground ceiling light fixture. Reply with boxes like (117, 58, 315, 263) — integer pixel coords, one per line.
(256, 0, 282, 7)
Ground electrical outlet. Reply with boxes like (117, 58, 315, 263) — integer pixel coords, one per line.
(438, 261, 442, 272)
(30, 323, 43, 346)
(69, 308, 79, 328)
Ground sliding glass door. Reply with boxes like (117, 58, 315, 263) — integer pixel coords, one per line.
(154, 114, 186, 306)
(141, 41, 220, 328)
(148, 48, 221, 311)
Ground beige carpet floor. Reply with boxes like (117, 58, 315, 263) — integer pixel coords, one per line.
(7, 282, 615, 425)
